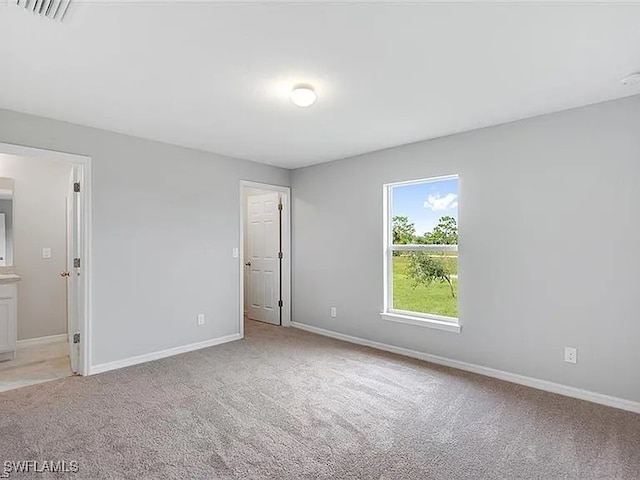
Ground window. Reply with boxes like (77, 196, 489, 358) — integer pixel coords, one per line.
(382, 175, 460, 333)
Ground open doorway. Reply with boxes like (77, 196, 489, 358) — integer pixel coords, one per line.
(240, 181, 291, 334)
(0, 143, 91, 392)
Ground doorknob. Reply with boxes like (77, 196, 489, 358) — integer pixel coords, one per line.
(60, 271, 70, 277)
(245, 262, 251, 266)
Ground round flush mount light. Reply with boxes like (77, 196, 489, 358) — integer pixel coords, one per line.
(621, 72, 640, 86)
(290, 85, 317, 107)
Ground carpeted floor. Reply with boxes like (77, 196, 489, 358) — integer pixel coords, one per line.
(1, 320, 639, 479)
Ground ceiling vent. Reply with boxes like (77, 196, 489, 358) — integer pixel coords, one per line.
(14, 0, 72, 22)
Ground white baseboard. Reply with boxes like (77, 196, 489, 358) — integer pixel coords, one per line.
(291, 322, 640, 415)
(17, 333, 67, 348)
(89, 333, 243, 375)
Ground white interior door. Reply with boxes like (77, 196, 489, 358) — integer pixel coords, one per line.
(66, 166, 82, 374)
(246, 192, 280, 325)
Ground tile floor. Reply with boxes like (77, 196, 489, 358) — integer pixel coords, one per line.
(0, 340, 72, 393)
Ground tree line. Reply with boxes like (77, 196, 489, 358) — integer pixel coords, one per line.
(393, 215, 458, 245)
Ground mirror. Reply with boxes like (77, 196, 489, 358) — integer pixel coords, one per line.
(0, 178, 14, 267)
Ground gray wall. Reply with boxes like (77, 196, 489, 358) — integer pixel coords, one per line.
(0, 108, 290, 366)
(0, 155, 71, 340)
(291, 95, 640, 403)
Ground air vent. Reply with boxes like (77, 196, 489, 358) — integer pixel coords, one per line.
(15, 0, 72, 22)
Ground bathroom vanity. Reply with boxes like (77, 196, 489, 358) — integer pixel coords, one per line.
(0, 178, 19, 362)
(0, 275, 19, 361)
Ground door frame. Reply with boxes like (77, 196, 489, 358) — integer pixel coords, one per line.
(0, 141, 92, 376)
(239, 180, 291, 336)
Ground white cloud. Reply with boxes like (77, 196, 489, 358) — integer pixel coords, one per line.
(424, 193, 458, 211)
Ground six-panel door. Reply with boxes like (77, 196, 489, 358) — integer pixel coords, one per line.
(246, 192, 280, 325)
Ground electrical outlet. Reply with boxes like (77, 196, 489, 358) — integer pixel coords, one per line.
(330, 307, 337, 318)
(564, 346, 577, 364)
(42, 248, 52, 259)
(197, 314, 205, 326)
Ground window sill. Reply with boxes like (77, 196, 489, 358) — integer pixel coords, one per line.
(380, 311, 461, 333)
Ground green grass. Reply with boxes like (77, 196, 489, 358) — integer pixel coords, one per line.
(392, 255, 458, 318)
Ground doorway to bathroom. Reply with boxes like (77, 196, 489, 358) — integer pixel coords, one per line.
(239, 181, 291, 334)
(0, 142, 91, 392)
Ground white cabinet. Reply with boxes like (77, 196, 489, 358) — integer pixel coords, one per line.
(0, 213, 6, 267)
(0, 282, 17, 361)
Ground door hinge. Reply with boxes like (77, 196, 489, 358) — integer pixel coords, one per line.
(74, 182, 81, 193)
(278, 251, 283, 259)
(74, 258, 81, 268)
(278, 300, 283, 308)
(73, 333, 80, 344)
(278, 202, 283, 211)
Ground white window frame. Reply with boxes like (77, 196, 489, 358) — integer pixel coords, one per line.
(381, 175, 461, 333)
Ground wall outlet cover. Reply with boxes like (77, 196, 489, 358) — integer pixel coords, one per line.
(564, 346, 577, 364)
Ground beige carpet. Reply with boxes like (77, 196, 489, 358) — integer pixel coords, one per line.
(0, 320, 639, 479)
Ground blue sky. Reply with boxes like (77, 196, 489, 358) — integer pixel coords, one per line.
(392, 177, 458, 235)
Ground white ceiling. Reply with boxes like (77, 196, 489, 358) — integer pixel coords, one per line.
(1, 1, 640, 169)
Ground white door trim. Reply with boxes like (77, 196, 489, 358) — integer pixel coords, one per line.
(0, 141, 92, 376)
(239, 180, 291, 337)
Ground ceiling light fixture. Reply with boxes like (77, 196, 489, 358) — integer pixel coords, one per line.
(15, 0, 72, 22)
(621, 72, 640, 86)
(290, 85, 317, 108)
